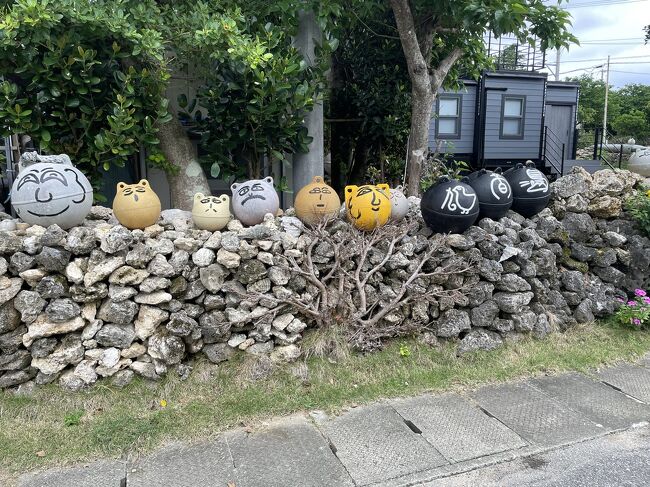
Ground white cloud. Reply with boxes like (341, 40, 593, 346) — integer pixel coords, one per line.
(542, 0, 650, 87)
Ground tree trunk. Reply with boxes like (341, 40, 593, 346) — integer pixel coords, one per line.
(406, 88, 434, 196)
(156, 117, 210, 210)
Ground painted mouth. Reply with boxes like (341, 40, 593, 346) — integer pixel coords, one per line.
(133, 194, 139, 202)
(27, 206, 70, 217)
(371, 207, 380, 212)
(242, 195, 265, 205)
(316, 203, 326, 208)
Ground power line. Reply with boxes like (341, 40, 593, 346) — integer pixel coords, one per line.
(561, 0, 648, 8)
(610, 70, 650, 74)
(553, 55, 650, 64)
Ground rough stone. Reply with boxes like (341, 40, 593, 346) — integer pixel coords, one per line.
(95, 324, 136, 349)
(458, 329, 503, 354)
(436, 309, 471, 338)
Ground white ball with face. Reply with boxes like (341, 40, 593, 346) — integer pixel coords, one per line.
(389, 185, 409, 222)
(11, 161, 93, 229)
(231, 177, 280, 226)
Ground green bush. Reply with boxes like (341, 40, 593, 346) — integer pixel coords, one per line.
(0, 0, 171, 192)
(625, 189, 650, 237)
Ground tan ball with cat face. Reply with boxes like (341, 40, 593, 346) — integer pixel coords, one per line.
(192, 193, 231, 231)
(112, 179, 161, 229)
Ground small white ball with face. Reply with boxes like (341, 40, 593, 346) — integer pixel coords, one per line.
(11, 160, 93, 229)
(231, 177, 280, 226)
(192, 193, 231, 231)
(389, 185, 409, 222)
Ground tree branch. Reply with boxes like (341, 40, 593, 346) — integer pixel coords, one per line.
(431, 47, 464, 90)
(389, 0, 430, 87)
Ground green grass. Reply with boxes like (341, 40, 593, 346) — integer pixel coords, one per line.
(1, 323, 650, 478)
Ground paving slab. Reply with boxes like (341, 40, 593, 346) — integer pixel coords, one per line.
(18, 459, 125, 487)
(227, 415, 353, 487)
(127, 440, 235, 487)
(391, 393, 527, 463)
(319, 403, 447, 486)
(428, 424, 650, 487)
(472, 382, 605, 447)
(530, 372, 650, 430)
(598, 364, 650, 402)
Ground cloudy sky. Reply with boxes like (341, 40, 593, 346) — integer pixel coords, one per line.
(541, 0, 650, 87)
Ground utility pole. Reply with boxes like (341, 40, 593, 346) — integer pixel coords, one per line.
(555, 48, 561, 81)
(603, 55, 610, 142)
(292, 10, 324, 206)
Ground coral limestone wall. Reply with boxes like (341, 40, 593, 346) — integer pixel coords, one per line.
(0, 168, 648, 391)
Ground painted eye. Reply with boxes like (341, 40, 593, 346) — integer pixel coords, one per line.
(321, 187, 331, 194)
(135, 187, 146, 193)
(201, 199, 210, 204)
(238, 186, 250, 196)
(40, 170, 67, 186)
(123, 188, 133, 195)
(251, 183, 264, 192)
(309, 188, 322, 194)
(17, 172, 40, 191)
(357, 187, 371, 196)
(212, 198, 221, 204)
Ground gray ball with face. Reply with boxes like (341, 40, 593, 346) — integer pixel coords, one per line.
(11, 160, 93, 229)
(231, 177, 280, 226)
(389, 185, 409, 222)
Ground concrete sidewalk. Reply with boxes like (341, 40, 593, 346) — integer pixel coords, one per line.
(18, 358, 650, 487)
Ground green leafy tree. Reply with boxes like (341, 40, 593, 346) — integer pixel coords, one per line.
(612, 111, 650, 142)
(328, 6, 411, 188)
(388, 0, 578, 195)
(0, 0, 170, 199)
(0, 0, 309, 207)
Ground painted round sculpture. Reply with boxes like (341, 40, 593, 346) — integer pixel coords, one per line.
(345, 184, 391, 231)
(503, 161, 550, 218)
(112, 179, 161, 229)
(467, 168, 513, 220)
(192, 193, 231, 231)
(11, 154, 93, 229)
(420, 176, 479, 234)
(389, 185, 409, 222)
(231, 177, 280, 226)
(294, 176, 341, 225)
(628, 148, 650, 177)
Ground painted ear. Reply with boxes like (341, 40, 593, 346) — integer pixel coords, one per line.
(265, 176, 274, 185)
(313, 176, 324, 184)
(345, 185, 357, 194)
(396, 185, 403, 191)
(377, 184, 391, 197)
(220, 195, 229, 203)
(194, 193, 204, 200)
(117, 182, 126, 190)
(231, 183, 239, 191)
(138, 179, 148, 186)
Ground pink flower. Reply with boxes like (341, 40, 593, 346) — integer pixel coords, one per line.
(644, 297, 650, 305)
(617, 297, 626, 303)
(628, 301, 638, 306)
(635, 289, 647, 297)
(633, 318, 642, 326)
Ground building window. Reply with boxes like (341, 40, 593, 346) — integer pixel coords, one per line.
(500, 96, 526, 139)
(436, 95, 462, 139)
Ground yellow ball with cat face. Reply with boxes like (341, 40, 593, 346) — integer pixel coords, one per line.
(192, 193, 231, 231)
(345, 184, 391, 231)
(112, 179, 161, 229)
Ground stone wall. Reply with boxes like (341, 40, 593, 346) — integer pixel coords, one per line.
(0, 168, 648, 391)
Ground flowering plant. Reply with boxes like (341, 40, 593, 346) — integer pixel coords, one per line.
(614, 289, 650, 329)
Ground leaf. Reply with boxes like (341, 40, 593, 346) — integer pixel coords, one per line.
(65, 98, 80, 108)
(210, 162, 221, 178)
(177, 93, 188, 109)
(40, 129, 51, 142)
